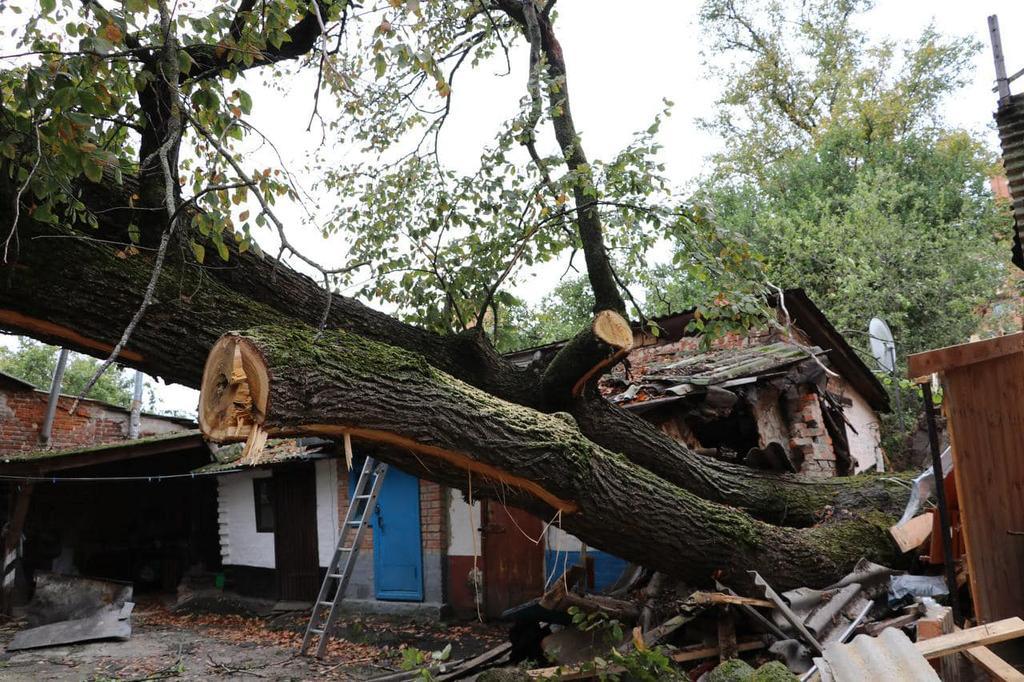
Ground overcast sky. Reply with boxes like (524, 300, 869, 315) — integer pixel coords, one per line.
(4, 0, 1024, 415)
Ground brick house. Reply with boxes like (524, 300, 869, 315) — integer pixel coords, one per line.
(444, 288, 890, 618)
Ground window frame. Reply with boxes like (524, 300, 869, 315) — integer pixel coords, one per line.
(253, 477, 275, 533)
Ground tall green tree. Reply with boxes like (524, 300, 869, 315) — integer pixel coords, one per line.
(695, 0, 1011, 357)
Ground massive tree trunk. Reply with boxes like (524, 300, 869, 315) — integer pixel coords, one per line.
(198, 326, 903, 590)
(0, 199, 910, 532)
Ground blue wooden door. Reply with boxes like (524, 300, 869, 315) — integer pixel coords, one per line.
(350, 459, 423, 601)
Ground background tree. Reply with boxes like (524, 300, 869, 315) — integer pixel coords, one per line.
(0, 337, 150, 408)
(695, 0, 1011, 359)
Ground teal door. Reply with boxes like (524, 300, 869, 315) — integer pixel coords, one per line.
(350, 459, 424, 601)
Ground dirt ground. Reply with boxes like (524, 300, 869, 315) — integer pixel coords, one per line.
(0, 598, 508, 681)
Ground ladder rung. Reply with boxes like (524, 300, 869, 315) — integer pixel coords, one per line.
(309, 628, 324, 635)
(328, 573, 343, 579)
(355, 494, 372, 500)
(318, 601, 333, 607)
(346, 521, 362, 526)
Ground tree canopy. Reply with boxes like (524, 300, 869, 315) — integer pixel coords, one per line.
(0, 337, 146, 407)
(691, 0, 1011, 358)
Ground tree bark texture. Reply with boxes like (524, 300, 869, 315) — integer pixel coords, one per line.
(198, 326, 905, 590)
(0, 195, 910, 531)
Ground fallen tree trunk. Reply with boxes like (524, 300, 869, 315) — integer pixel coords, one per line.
(0, 202, 909, 529)
(198, 326, 904, 589)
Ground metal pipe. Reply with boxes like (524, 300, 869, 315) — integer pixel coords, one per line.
(990, 15, 1010, 101)
(39, 348, 69, 445)
(128, 370, 144, 439)
(921, 381, 963, 624)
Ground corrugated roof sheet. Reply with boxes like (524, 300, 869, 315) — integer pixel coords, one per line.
(602, 341, 826, 408)
(193, 438, 331, 474)
(815, 628, 939, 682)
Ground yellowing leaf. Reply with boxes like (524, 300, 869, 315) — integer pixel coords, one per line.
(103, 23, 123, 44)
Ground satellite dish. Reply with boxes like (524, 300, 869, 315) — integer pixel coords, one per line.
(869, 318, 896, 374)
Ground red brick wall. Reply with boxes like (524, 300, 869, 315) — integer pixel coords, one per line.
(0, 387, 125, 454)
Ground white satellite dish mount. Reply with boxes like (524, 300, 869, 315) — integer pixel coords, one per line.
(869, 317, 896, 376)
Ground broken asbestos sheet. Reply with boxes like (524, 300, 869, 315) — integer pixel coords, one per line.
(8, 601, 135, 651)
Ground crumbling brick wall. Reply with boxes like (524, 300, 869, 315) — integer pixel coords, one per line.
(786, 388, 836, 478)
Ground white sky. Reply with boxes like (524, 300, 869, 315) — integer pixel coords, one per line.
(3, 0, 1024, 416)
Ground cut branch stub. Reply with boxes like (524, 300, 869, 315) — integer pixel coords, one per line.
(541, 310, 633, 404)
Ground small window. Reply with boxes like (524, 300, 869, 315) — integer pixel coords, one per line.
(253, 478, 274, 533)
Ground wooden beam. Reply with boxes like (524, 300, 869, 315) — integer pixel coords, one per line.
(690, 591, 775, 609)
(916, 618, 1024, 659)
(1, 483, 33, 614)
(963, 644, 1024, 681)
(907, 333, 1024, 379)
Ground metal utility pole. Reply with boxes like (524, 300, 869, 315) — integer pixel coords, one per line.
(128, 370, 144, 439)
(39, 348, 69, 446)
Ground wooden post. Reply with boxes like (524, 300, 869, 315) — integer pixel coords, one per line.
(922, 381, 963, 624)
(918, 604, 963, 682)
(718, 605, 738, 662)
(2, 482, 33, 614)
(990, 15, 1011, 101)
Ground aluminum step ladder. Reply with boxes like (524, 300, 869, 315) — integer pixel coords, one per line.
(300, 456, 388, 657)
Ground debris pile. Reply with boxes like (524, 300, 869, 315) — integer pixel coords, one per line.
(459, 554, 1024, 681)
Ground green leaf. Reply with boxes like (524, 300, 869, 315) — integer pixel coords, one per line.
(178, 49, 193, 75)
(237, 90, 252, 115)
(374, 54, 387, 79)
(82, 156, 104, 183)
(216, 240, 229, 261)
(190, 240, 205, 263)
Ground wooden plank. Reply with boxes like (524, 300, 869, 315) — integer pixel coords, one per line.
(963, 644, 1024, 681)
(916, 618, 1024, 659)
(943, 354, 1024, 622)
(889, 512, 934, 553)
(690, 591, 774, 609)
(907, 332, 1024, 378)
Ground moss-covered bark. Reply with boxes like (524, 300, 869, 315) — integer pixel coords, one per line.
(0, 197, 910, 533)
(202, 325, 906, 590)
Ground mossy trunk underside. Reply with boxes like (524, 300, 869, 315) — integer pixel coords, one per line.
(199, 326, 904, 590)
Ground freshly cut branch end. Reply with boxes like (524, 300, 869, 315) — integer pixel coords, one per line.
(542, 310, 633, 403)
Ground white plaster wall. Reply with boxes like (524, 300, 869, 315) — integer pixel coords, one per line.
(447, 493, 481, 556)
(844, 388, 885, 473)
(217, 470, 275, 568)
(545, 526, 582, 554)
(315, 459, 339, 566)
